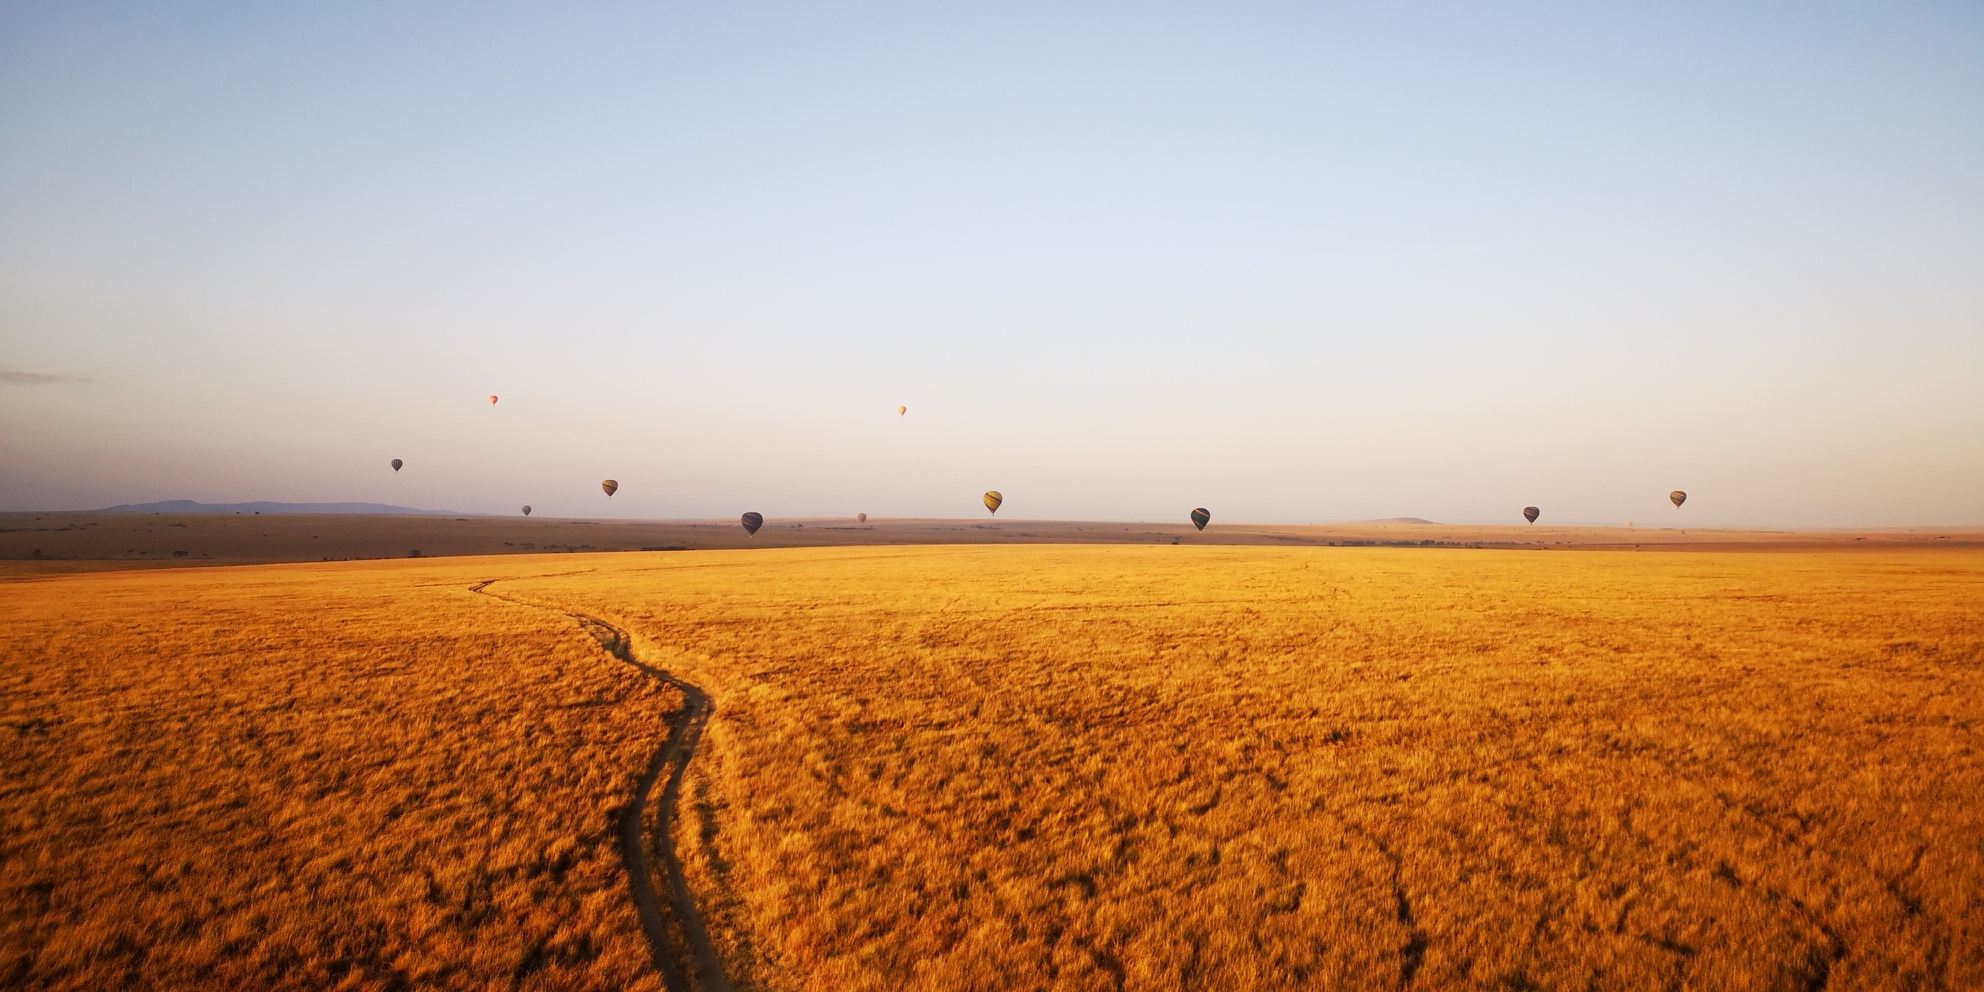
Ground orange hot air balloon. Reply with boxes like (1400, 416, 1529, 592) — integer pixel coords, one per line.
(391, 458, 403, 472)
(601, 479, 619, 497)
(1523, 506, 1540, 524)
(1190, 508, 1210, 531)
(489, 395, 498, 405)
(897, 405, 906, 416)
(857, 512, 868, 523)
(1669, 490, 1687, 508)
(983, 491, 1003, 515)
(521, 505, 532, 516)
(740, 512, 763, 535)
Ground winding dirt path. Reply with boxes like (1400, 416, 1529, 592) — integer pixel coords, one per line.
(472, 579, 732, 992)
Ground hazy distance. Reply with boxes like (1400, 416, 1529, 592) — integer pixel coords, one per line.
(3, 4, 1980, 526)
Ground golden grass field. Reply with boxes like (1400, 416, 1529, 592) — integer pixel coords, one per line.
(1, 563, 680, 991)
(6, 543, 1982, 990)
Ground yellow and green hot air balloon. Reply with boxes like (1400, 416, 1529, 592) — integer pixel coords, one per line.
(1190, 508, 1210, 531)
(983, 491, 1003, 515)
(1669, 490, 1687, 508)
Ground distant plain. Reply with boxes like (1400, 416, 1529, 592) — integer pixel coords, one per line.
(2, 511, 1976, 574)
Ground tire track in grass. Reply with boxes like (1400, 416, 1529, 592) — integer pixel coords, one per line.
(472, 579, 732, 992)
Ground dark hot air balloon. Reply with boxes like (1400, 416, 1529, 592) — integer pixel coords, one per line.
(522, 505, 532, 516)
(897, 405, 906, 416)
(1190, 508, 1210, 531)
(391, 458, 403, 472)
(1669, 491, 1687, 508)
(601, 479, 619, 497)
(740, 512, 763, 535)
(857, 512, 867, 523)
(983, 491, 1003, 515)
(1523, 506, 1540, 524)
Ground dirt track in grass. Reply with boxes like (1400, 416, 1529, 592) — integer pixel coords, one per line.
(473, 578, 732, 992)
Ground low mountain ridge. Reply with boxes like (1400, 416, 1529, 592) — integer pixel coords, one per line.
(97, 499, 459, 515)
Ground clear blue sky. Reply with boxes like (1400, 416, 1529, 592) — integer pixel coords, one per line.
(3, 3, 1979, 525)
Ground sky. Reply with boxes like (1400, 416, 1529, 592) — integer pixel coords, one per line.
(2, 3, 1980, 526)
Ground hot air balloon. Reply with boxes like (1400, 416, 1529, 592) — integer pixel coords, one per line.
(391, 458, 403, 472)
(1523, 506, 1540, 524)
(602, 479, 619, 497)
(522, 505, 532, 516)
(1190, 508, 1210, 531)
(489, 395, 499, 405)
(1670, 491, 1687, 508)
(857, 512, 868, 523)
(983, 491, 1003, 515)
(740, 512, 763, 535)
(897, 405, 906, 416)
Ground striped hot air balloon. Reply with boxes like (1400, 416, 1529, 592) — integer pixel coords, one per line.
(601, 479, 619, 497)
(740, 512, 763, 535)
(1190, 508, 1210, 531)
(983, 491, 1003, 515)
(1670, 491, 1687, 508)
(1523, 506, 1540, 523)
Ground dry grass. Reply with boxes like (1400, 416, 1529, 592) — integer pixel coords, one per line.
(5, 546, 1980, 991)
(496, 545, 1984, 991)
(0, 562, 678, 991)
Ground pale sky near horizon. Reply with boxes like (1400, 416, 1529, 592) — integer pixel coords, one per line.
(3, 3, 1980, 525)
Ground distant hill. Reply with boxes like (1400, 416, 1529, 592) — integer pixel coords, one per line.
(96, 500, 462, 515)
(1357, 517, 1440, 525)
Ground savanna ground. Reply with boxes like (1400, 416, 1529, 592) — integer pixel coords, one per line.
(5, 543, 1981, 990)
(1, 563, 678, 991)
